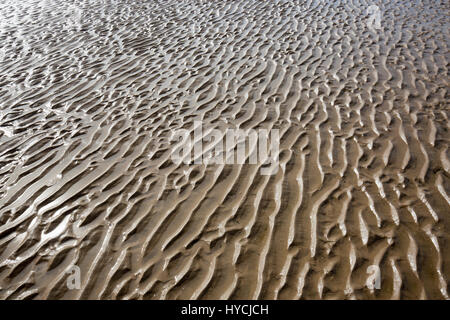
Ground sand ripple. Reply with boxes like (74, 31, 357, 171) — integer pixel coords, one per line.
(0, 0, 449, 299)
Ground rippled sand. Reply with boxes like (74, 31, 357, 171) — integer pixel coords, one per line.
(0, 0, 449, 300)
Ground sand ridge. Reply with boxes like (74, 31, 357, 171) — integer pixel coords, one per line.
(0, 0, 449, 299)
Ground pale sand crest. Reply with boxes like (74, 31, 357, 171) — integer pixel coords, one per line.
(0, 0, 449, 299)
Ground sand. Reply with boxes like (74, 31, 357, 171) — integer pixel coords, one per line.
(0, 0, 448, 300)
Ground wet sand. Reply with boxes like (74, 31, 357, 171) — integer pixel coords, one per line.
(0, 0, 449, 299)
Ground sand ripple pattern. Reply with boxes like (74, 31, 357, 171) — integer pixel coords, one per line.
(0, 0, 449, 299)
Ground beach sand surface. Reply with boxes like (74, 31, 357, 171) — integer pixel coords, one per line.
(0, 0, 448, 299)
